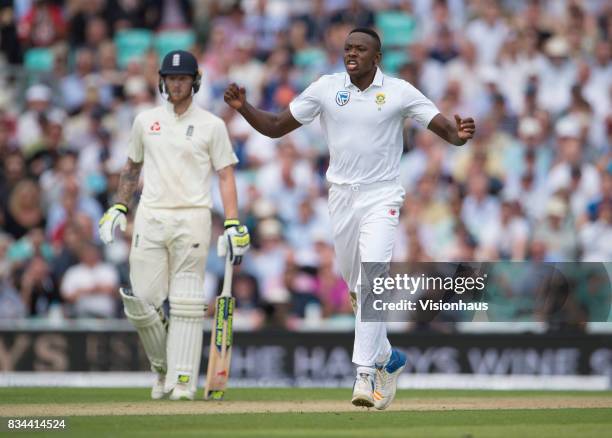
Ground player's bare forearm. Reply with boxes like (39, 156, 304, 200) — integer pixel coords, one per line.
(217, 165, 238, 219)
(427, 113, 475, 146)
(224, 83, 301, 138)
(429, 116, 466, 145)
(237, 103, 301, 138)
(116, 159, 143, 207)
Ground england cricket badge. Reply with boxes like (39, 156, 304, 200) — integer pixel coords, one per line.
(375, 93, 386, 111)
(186, 125, 194, 138)
(335, 90, 350, 106)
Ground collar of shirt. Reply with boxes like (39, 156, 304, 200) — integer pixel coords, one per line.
(163, 99, 195, 120)
(344, 67, 384, 92)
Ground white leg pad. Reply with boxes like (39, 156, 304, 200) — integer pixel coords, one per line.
(166, 273, 207, 394)
(120, 288, 168, 374)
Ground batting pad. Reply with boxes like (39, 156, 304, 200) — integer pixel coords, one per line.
(120, 288, 168, 374)
(166, 272, 207, 394)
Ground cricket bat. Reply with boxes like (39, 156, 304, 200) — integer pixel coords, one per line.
(204, 238, 234, 400)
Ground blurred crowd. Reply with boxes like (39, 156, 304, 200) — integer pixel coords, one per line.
(0, 0, 610, 328)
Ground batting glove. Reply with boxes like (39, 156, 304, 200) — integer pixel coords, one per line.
(223, 219, 250, 265)
(98, 203, 128, 244)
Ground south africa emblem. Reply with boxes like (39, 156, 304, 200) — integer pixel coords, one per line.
(335, 90, 350, 106)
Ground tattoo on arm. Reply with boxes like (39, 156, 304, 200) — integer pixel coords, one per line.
(116, 159, 143, 207)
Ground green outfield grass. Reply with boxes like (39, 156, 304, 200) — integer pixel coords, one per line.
(1, 388, 611, 438)
(1, 388, 612, 404)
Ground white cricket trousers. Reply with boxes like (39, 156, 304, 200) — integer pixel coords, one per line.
(328, 180, 405, 368)
(129, 205, 211, 306)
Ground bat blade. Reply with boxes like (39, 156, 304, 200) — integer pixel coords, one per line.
(204, 295, 234, 400)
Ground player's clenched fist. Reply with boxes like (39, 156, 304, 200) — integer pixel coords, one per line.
(454, 114, 476, 141)
(98, 203, 128, 244)
(224, 83, 246, 110)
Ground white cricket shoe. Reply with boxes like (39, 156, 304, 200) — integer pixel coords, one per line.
(373, 349, 407, 410)
(169, 382, 195, 401)
(151, 373, 168, 400)
(351, 372, 375, 408)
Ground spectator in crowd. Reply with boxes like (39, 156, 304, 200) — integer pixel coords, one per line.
(0, 232, 12, 279)
(46, 173, 103, 242)
(18, 254, 59, 316)
(228, 37, 266, 107)
(152, 0, 194, 31)
(231, 271, 265, 329)
(59, 47, 100, 114)
(66, 0, 108, 49)
(537, 36, 577, 116)
(547, 117, 601, 217)
(0, 2, 22, 64)
(0, 230, 24, 318)
(286, 257, 320, 320)
(533, 197, 579, 262)
(295, 0, 332, 45)
(26, 109, 69, 178)
(480, 200, 530, 261)
(504, 116, 551, 189)
(18, 0, 66, 49)
(106, 0, 150, 31)
(0, 277, 26, 318)
(250, 218, 289, 312)
(245, 0, 289, 59)
(580, 200, 612, 261)
(7, 227, 53, 268)
(286, 197, 328, 253)
(465, 0, 508, 66)
(2, 179, 46, 240)
(461, 172, 501, 244)
(0, 116, 17, 159)
(16, 84, 54, 151)
(0, 151, 28, 211)
(256, 140, 318, 223)
(315, 238, 351, 318)
(60, 241, 118, 318)
(428, 26, 458, 65)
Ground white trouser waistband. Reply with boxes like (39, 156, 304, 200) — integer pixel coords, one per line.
(331, 179, 400, 192)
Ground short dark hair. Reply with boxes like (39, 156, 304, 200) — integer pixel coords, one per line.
(348, 28, 382, 51)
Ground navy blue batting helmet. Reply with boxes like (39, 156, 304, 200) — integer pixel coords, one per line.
(158, 50, 201, 94)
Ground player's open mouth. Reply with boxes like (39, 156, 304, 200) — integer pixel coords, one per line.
(346, 60, 358, 71)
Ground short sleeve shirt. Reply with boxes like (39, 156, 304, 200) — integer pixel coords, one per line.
(289, 68, 439, 185)
(128, 102, 238, 209)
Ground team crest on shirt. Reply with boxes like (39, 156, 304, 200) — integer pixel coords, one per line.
(375, 93, 386, 111)
(149, 121, 161, 135)
(335, 90, 350, 106)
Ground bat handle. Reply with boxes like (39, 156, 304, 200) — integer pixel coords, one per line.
(221, 253, 233, 298)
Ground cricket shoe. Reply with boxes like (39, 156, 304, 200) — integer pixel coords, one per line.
(373, 349, 407, 410)
(351, 372, 375, 408)
(169, 382, 195, 401)
(151, 373, 168, 400)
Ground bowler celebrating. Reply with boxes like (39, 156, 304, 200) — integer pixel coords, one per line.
(99, 50, 250, 400)
(225, 28, 475, 409)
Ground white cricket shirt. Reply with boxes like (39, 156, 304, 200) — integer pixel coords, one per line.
(128, 102, 238, 209)
(289, 68, 439, 185)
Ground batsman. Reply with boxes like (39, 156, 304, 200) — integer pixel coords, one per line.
(99, 50, 250, 400)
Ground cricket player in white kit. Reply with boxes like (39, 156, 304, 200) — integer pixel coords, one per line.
(99, 50, 250, 401)
(224, 29, 475, 409)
